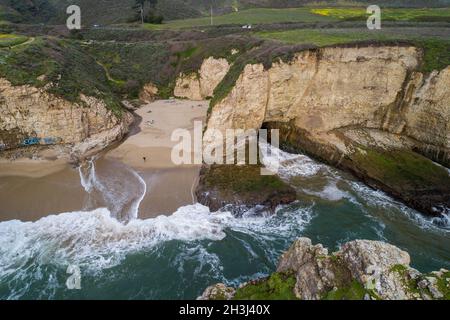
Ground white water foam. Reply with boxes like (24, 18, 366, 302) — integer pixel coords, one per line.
(349, 181, 450, 232)
(78, 159, 146, 221)
(307, 180, 354, 202)
(259, 141, 324, 179)
(0, 203, 314, 280)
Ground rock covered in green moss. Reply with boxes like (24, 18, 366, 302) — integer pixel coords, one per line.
(199, 237, 450, 300)
(195, 164, 297, 212)
(233, 273, 299, 300)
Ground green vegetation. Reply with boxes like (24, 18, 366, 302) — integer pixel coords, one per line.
(353, 149, 450, 188)
(0, 37, 123, 115)
(233, 273, 299, 300)
(324, 280, 368, 300)
(415, 39, 450, 73)
(255, 29, 450, 73)
(391, 264, 450, 299)
(256, 29, 390, 46)
(203, 165, 288, 193)
(311, 7, 450, 22)
(433, 271, 450, 300)
(210, 41, 301, 110)
(83, 40, 172, 98)
(146, 6, 450, 29)
(390, 264, 427, 297)
(145, 7, 337, 29)
(0, 33, 28, 47)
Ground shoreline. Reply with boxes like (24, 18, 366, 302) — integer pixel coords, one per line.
(0, 99, 209, 222)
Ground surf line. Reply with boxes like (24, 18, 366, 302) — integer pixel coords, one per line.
(77, 157, 147, 221)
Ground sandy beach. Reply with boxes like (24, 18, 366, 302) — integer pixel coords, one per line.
(0, 99, 209, 221)
(107, 99, 208, 169)
(107, 99, 209, 219)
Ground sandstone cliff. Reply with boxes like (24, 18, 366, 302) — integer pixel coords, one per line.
(0, 78, 133, 159)
(201, 45, 450, 216)
(199, 237, 450, 300)
(174, 57, 230, 100)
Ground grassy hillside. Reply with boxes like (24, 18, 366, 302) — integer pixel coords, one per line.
(146, 6, 450, 29)
(0, 0, 449, 25)
(0, 29, 258, 111)
(255, 28, 450, 72)
(147, 7, 337, 29)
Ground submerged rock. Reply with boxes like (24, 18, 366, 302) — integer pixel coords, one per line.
(200, 237, 450, 300)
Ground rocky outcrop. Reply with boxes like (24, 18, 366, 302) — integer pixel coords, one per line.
(200, 238, 450, 300)
(0, 78, 133, 159)
(174, 57, 230, 100)
(203, 45, 450, 216)
(139, 83, 159, 103)
(198, 284, 236, 300)
(196, 164, 297, 213)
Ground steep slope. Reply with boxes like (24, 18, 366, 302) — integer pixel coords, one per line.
(201, 44, 450, 216)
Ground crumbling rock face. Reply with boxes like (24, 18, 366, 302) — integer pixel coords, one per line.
(0, 78, 132, 158)
(206, 46, 422, 139)
(197, 283, 236, 300)
(203, 45, 450, 215)
(139, 83, 159, 103)
(174, 57, 230, 100)
(276, 238, 449, 300)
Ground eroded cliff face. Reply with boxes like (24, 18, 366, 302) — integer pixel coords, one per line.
(205, 46, 427, 149)
(0, 78, 133, 159)
(174, 57, 230, 100)
(202, 45, 450, 216)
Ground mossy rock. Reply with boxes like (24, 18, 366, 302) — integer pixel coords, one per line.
(233, 273, 299, 300)
(324, 280, 369, 300)
(350, 148, 450, 216)
(196, 164, 297, 212)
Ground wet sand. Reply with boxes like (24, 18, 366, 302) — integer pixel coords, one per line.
(0, 158, 69, 178)
(0, 99, 209, 222)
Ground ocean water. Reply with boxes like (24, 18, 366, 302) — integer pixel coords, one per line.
(0, 146, 449, 300)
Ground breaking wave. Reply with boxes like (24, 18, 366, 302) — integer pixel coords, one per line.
(78, 159, 146, 221)
(0, 203, 314, 287)
(259, 141, 325, 179)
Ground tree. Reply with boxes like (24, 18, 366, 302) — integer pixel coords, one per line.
(133, 0, 146, 24)
(133, 0, 162, 24)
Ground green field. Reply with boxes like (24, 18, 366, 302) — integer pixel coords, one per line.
(255, 27, 450, 45)
(311, 7, 450, 22)
(0, 34, 28, 48)
(145, 8, 337, 29)
(144, 7, 450, 29)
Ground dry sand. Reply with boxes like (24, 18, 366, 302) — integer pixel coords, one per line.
(0, 99, 209, 221)
(107, 99, 209, 218)
(107, 99, 208, 169)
